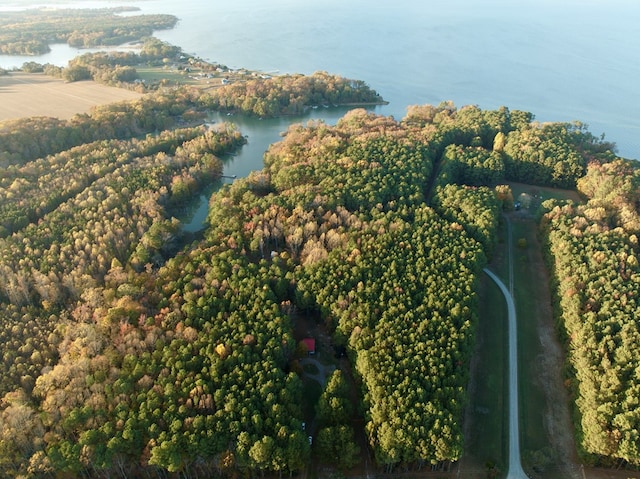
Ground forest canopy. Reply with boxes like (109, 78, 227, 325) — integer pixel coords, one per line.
(0, 46, 635, 477)
(541, 158, 640, 466)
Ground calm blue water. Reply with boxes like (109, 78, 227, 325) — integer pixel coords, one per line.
(2, 0, 639, 162)
(151, 0, 640, 160)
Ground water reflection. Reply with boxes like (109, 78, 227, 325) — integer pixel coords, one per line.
(179, 105, 377, 231)
(0, 43, 140, 70)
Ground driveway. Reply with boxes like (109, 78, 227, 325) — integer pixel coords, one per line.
(484, 217, 529, 479)
(299, 356, 335, 387)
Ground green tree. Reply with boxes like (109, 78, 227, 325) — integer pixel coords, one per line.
(316, 370, 353, 426)
(62, 64, 91, 82)
(316, 426, 360, 470)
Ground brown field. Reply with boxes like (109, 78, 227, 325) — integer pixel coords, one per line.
(0, 72, 142, 121)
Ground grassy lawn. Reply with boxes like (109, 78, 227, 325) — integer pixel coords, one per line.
(136, 65, 253, 90)
(136, 66, 202, 86)
(502, 182, 584, 477)
(466, 275, 509, 476)
(508, 181, 583, 213)
(462, 216, 510, 478)
(510, 218, 556, 473)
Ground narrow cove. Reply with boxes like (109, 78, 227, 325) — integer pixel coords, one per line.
(177, 106, 376, 232)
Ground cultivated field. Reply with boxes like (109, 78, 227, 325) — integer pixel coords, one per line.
(0, 72, 142, 121)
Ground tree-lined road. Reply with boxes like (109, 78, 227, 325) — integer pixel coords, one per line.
(484, 216, 529, 479)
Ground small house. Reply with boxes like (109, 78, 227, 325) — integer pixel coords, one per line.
(302, 338, 316, 355)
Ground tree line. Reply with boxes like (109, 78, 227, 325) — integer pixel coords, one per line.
(201, 71, 385, 118)
(0, 8, 176, 56)
(541, 158, 640, 467)
(0, 86, 206, 167)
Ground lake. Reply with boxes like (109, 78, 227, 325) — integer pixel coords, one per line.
(1, 0, 639, 163)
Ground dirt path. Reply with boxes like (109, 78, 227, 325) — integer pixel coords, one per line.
(512, 213, 584, 479)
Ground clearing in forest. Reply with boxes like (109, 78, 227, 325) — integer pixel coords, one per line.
(0, 72, 142, 121)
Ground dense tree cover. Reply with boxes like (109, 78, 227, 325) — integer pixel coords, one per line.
(503, 121, 587, 188)
(249, 109, 498, 469)
(66, 40, 180, 73)
(438, 144, 505, 186)
(29, 250, 309, 477)
(403, 103, 613, 190)
(576, 159, 640, 233)
(14, 39, 187, 91)
(0, 128, 206, 236)
(262, 110, 433, 212)
(431, 184, 501, 254)
(541, 158, 640, 466)
(401, 103, 512, 156)
(0, 124, 243, 304)
(58, 38, 185, 90)
(140, 37, 184, 61)
(0, 87, 204, 167)
(0, 124, 243, 406)
(0, 90, 623, 477)
(314, 371, 360, 469)
(297, 207, 484, 470)
(0, 8, 176, 55)
(201, 71, 385, 118)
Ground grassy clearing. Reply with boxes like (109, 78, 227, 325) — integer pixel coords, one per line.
(136, 65, 254, 91)
(507, 181, 583, 477)
(510, 191, 585, 478)
(0, 72, 141, 121)
(465, 201, 580, 479)
(462, 216, 510, 478)
(508, 181, 583, 213)
(466, 276, 509, 476)
(511, 218, 557, 473)
(136, 66, 202, 86)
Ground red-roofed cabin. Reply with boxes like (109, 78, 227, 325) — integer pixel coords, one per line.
(302, 338, 316, 355)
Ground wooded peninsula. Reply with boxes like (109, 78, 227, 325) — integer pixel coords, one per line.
(0, 21, 639, 479)
(0, 7, 177, 56)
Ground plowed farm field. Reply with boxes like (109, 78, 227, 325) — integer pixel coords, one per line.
(0, 72, 142, 121)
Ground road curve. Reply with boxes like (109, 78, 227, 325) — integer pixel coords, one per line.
(483, 268, 529, 479)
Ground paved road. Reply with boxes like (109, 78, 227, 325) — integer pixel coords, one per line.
(484, 217, 528, 479)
